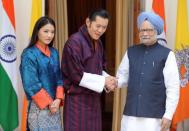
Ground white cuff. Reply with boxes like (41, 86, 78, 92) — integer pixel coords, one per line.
(79, 72, 105, 93)
(102, 71, 110, 77)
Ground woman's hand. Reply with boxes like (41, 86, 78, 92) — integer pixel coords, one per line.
(49, 99, 61, 114)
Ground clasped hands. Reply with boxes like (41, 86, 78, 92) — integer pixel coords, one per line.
(104, 76, 118, 93)
(49, 99, 61, 114)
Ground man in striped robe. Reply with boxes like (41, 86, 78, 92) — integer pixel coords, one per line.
(61, 9, 117, 131)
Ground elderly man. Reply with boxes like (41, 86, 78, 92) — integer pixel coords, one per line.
(117, 12, 180, 131)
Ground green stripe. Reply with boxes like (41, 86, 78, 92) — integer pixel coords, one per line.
(0, 63, 18, 131)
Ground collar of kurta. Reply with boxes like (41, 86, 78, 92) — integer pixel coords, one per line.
(35, 42, 51, 57)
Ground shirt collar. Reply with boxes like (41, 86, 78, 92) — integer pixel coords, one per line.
(35, 42, 51, 57)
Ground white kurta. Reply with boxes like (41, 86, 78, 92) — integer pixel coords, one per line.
(117, 51, 180, 131)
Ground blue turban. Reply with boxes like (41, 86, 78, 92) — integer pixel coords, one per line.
(137, 11, 164, 35)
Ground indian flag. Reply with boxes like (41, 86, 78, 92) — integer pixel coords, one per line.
(0, 0, 19, 130)
(152, 0, 167, 47)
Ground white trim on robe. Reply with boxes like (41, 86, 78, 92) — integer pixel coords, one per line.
(79, 70, 110, 93)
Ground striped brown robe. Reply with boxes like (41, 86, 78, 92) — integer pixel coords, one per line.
(61, 25, 106, 131)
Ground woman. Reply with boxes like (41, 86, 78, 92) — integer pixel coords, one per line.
(20, 16, 64, 130)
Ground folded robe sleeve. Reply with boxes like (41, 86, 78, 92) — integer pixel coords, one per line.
(32, 88, 53, 109)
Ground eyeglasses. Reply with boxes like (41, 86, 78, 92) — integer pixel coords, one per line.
(139, 28, 155, 34)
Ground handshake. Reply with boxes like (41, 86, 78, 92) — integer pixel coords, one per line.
(104, 76, 118, 93)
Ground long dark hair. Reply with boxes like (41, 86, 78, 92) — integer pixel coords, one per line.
(27, 16, 56, 48)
